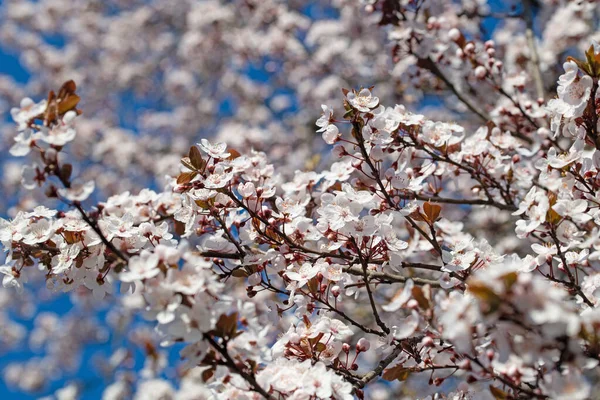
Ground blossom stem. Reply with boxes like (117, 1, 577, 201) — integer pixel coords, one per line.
(548, 228, 594, 307)
(352, 238, 390, 335)
(355, 343, 404, 388)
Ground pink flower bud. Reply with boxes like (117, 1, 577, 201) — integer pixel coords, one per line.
(356, 338, 370, 352)
(421, 336, 434, 347)
(458, 359, 471, 370)
(331, 285, 341, 297)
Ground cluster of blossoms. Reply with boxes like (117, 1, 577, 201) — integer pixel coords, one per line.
(3, 41, 600, 397)
(2, 1, 600, 399)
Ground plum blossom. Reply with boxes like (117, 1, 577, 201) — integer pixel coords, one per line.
(10, 98, 47, 131)
(52, 244, 81, 274)
(198, 139, 230, 159)
(120, 251, 160, 282)
(316, 104, 339, 144)
(0, 266, 26, 293)
(555, 61, 593, 118)
(552, 198, 592, 223)
(286, 262, 322, 288)
(346, 88, 379, 112)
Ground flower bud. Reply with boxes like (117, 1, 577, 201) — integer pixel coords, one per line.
(448, 28, 461, 42)
(474, 66, 487, 79)
(331, 285, 341, 297)
(458, 359, 471, 370)
(356, 338, 370, 352)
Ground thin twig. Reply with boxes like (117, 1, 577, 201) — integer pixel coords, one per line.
(356, 344, 404, 388)
(353, 238, 390, 335)
(204, 334, 273, 399)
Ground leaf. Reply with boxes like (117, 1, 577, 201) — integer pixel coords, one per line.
(546, 192, 561, 225)
(231, 268, 250, 278)
(307, 276, 319, 294)
(305, 154, 320, 171)
(57, 80, 77, 98)
(181, 157, 195, 171)
(201, 367, 215, 382)
(411, 286, 430, 310)
(314, 342, 327, 352)
(174, 220, 185, 236)
(468, 281, 501, 313)
(382, 365, 411, 382)
(423, 202, 441, 224)
(585, 45, 597, 76)
(501, 271, 518, 290)
(60, 163, 73, 182)
(57, 94, 80, 115)
(194, 199, 211, 210)
(264, 226, 281, 243)
(566, 56, 591, 77)
(489, 385, 509, 399)
(215, 312, 238, 339)
(56, 80, 80, 114)
(177, 171, 197, 184)
(188, 146, 204, 170)
(227, 148, 241, 160)
(63, 231, 78, 244)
